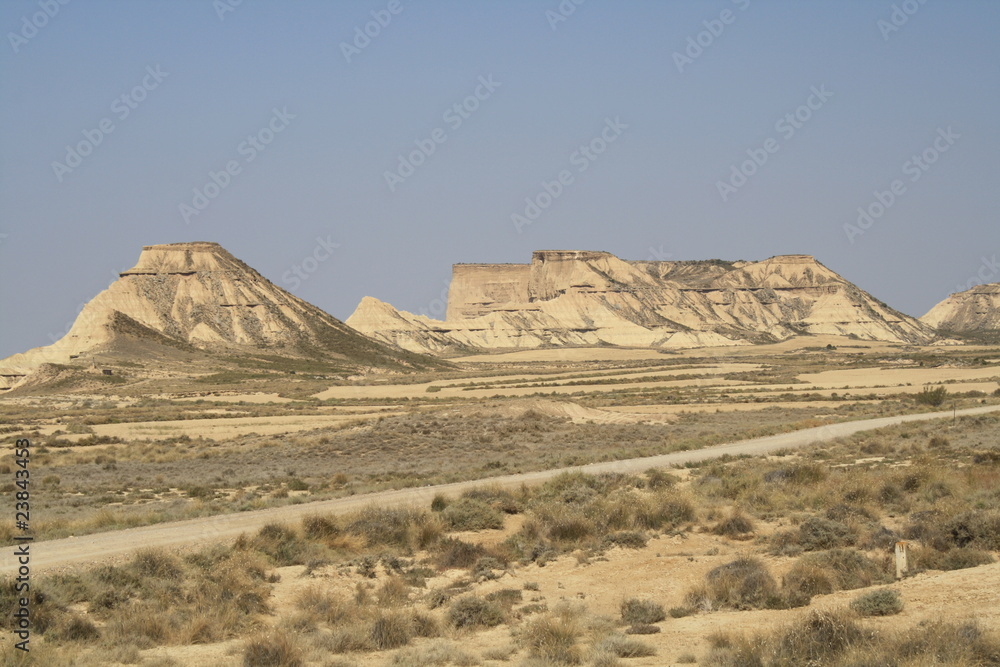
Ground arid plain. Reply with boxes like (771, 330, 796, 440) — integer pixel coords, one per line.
(2, 244, 1000, 666)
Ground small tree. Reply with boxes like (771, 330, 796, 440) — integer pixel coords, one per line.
(915, 384, 947, 407)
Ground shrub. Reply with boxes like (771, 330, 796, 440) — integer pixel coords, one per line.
(796, 516, 855, 551)
(915, 384, 948, 406)
(860, 524, 901, 552)
(826, 503, 876, 522)
(690, 557, 782, 611)
(596, 634, 656, 658)
(786, 463, 828, 485)
(546, 511, 595, 543)
(301, 514, 340, 540)
(928, 435, 950, 449)
(782, 562, 834, 600)
(243, 632, 303, 667)
(712, 509, 755, 538)
(409, 611, 441, 638)
(346, 506, 424, 550)
(626, 623, 661, 634)
(645, 468, 678, 489)
(430, 493, 448, 512)
(520, 611, 583, 664)
(912, 545, 995, 571)
(620, 598, 665, 624)
(245, 522, 307, 566)
(52, 615, 100, 642)
(376, 576, 411, 606)
(789, 549, 889, 591)
(389, 640, 476, 666)
(485, 588, 523, 607)
(286, 477, 309, 491)
(462, 486, 523, 514)
(944, 510, 1000, 550)
(768, 610, 865, 664)
(0, 579, 62, 634)
(850, 589, 903, 616)
(130, 548, 182, 580)
(891, 620, 1000, 664)
(603, 531, 648, 549)
(705, 613, 1000, 666)
(639, 491, 695, 529)
(441, 497, 504, 531)
(370, 611, 412, 650)
(434, 537, 486, 569)
(447, 595, 505, 628)
(471, 556, 507, 581)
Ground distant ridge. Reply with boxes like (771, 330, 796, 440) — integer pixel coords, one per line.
(921, 283, 1000, 336)
(347, 250, 935, 354)
(0, 242, 443, 391)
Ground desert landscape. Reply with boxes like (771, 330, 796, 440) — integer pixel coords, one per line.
(1, 242, 999, 666)
(3, 3, 998, 665)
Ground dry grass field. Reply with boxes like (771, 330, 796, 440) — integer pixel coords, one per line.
(1, 336, 999, 665)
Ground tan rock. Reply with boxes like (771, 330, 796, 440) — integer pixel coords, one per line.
(348, 250, 935, 354)
(921, 283, 1000, 333)
(0, 242, 437, 390)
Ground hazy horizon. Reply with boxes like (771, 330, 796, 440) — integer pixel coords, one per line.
(2, 0, 998, 358)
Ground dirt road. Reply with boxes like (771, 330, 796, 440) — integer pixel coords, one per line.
(5, 404, 998, 575)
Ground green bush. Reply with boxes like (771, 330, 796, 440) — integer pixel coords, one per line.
(346, 506, 425, 550)
(796, 516, 856, 551)
(447, 595, 505, 628)
(850, 589, 903, 616)
(915, 384, 948, 406)
(620, 598, 666, 624)
(441, 497, 504, 531)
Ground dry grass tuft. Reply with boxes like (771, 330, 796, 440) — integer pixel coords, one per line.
(243, 629, 303, 667)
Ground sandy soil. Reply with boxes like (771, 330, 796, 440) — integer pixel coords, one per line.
(600, 400, 882, 415)
(798, 365, 1000, 387)
(134, 524, 1000, 666)
(172, 393, 294, 403)
(38, 412, 404, 442)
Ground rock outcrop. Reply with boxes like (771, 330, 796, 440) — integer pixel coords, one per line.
(921, 283, 1000, 334)
(0, 242, 438, 390)
(347, 250, 935, 354)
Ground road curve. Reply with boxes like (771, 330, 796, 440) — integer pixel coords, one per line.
(5, 404, 998, 575)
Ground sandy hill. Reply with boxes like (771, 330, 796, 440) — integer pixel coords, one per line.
(921, 283, 1000, 337)
(347, 250, 935, 354)
(0, 242, 440, 391)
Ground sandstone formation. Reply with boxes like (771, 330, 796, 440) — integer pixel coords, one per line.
(921, 283, 1000, 335)
(0, 242, 438, 390)
(347, 250, 935, 354)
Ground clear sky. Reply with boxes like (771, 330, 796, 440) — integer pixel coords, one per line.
(1, 0, 998, 358)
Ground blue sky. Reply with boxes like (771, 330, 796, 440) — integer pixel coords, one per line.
(1, 0, 998, 358)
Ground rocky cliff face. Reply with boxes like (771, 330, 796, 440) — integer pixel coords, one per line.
(0, 242, 437, 389)
(921, 283, 1000, 334)
(347, 250, 935, 354)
